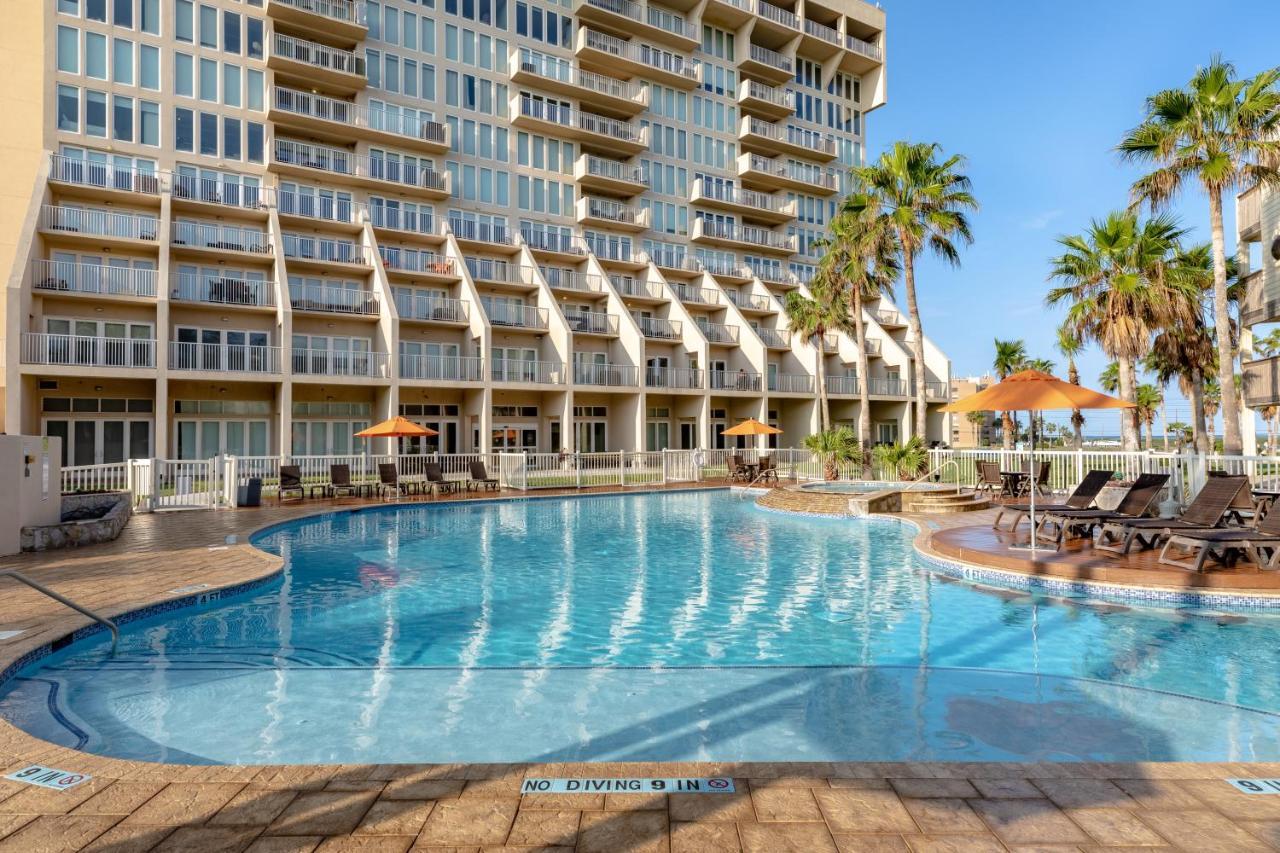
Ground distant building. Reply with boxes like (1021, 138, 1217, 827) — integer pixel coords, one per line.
(950, 375, 998, 447)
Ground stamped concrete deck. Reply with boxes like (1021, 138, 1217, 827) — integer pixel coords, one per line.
(1, 488, 1279, 851)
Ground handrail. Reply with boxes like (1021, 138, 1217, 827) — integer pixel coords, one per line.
(0, 570, 119, 652)
(909, 459, 962, 495)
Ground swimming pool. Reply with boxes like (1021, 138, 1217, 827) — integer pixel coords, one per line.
(802, 481, 951, 494)
(2, 490, 1279, 764)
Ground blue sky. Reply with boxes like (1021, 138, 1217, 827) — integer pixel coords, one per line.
(870, 0, 1274, 435)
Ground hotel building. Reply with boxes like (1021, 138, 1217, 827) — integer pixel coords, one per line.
(0, 0, 952, 466)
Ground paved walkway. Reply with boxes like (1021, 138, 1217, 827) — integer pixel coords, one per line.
(1, 489, 1279, 851)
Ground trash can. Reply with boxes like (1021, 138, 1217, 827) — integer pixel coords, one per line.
(237, 477, 262, 507)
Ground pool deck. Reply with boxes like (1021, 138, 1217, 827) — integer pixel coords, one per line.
(1, 488, 1280, 851)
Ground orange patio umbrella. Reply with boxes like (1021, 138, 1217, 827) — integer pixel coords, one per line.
(355, 416, 439, 438)
(721, 418, 783, 437)
(941, 369, 1134, 556)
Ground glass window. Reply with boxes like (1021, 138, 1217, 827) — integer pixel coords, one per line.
(86, 0, 106, 20)
(113, 95, 133, 141)
(246, 68, 263, 110)
(113, 0, 132, 27)
(175, 0, 193, 41)
(222, 10, 240, 54)
(140, 100, 159, 145)
(112, 39, 133, 85)
(246, 121, 263, 163)
(223, 116, 241, 160)
(140, 44, 159, 89)
(199, 111, 217, 155)
(57, 85, 79, 132)
(141, 0, 160, 33)
(222, 64, 240, 107)
(85, 31, 107, 79)
(174, 52, 192, 95)
(59, 0, 80, 14)
(199, 4, 217, 47)
(85, 90, 107, 136)
(175, 106, 193, 150)
(57, 26, 79, 73)
(199, 57, 217, 101)
(246, 17, 263, 58)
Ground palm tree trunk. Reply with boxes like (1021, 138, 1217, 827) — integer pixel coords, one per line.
(1190, 369, 1210, 455)
(1160, 398, 1169, 451)
(900, 248, 929, 443)
(1208, 190, 1242, 455)
(1067, 358, 1084, 449)
(815, 332, 830, 434)
(1001, 411, 1014, 451)
(1144, 419, 1154, 451)
(852, 287, 873, 477)
(1117, 356, 1140, 451)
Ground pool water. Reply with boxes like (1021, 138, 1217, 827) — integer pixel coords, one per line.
(2, 490, 1279, 764)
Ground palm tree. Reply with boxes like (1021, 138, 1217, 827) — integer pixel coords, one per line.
(1099, 361, 1120, 393)
(1056, 325, 1087, 448)
(1148, 325, 1216, 454)
(1167, 421, 1193, 450)
(1255, 328, 1280, 358)
(1135, 384, 1163, 450)
(872, 436, 929, 480)
(1204, 377, 1222, 446)
(1260, 405, 1278, 455)
(1046, 210, 1196, 451)
(965, 410, 989, 447)
(853, 141, 978, 442)
(992, 338, 1027, 450)
(803, 425, 862, 481)
(785, 276, 856, 434)
(1119, 56, 1280, 455)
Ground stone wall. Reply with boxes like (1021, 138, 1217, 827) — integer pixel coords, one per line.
(21, 492, 131, 552)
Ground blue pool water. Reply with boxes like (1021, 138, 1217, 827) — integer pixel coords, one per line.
(2, 490, 1280, 764)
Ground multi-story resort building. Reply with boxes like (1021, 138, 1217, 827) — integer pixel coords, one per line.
(1240, 182, 1280, 454)
(0, 0, 951, 466)
(949, 376, 995, 448)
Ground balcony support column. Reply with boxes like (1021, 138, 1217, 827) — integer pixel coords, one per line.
(154, 378, 170, 459)
(275, 381, 291, 458)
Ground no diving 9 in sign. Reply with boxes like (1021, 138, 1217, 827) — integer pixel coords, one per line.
(521, 777, 735, 794)
(5, 765, 92, 790)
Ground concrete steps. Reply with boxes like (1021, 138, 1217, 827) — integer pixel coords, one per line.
(903, 490, 992, 514)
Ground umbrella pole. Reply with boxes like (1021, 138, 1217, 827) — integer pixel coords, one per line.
(1028, 409, 1037, 558)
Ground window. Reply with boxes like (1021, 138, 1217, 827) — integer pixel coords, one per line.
(246, 122, 263, 163)
(175, 107, 193, 150)
(199, 111, 217, 155)
(85, 32, 107, 80)
(86, 0, 106, 20)
(222, 64, 240, 107)
(85, 90, 107, 136)
(59, 0, 80, 14)
(175, 0, 193, 41)
(199, 57, 217, 101)
(113, 95, 133, 141)
(112, 39, 134, 85)
(174, 52, 193, 96)
(199, 3, 217, 47)
(57, 26, 79, 74)
(223, 117, 241, 160)
(140, 100, 159, 145)
(113, 0, 132, 27)
(222, 10, 240, 53)
(247, 18, 263, 58)
(141, 0, 160, 33)
(57, 85, 79, 132)
(246, 69, 263, 110)
(140, 44, 159, 89)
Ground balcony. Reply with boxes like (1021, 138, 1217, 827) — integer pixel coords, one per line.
(31, 259, 157, 299)
(575, 29, 700, 90)
(266, 0, 367, 44)
(739, 116, 838, 161)
(692, 219, 795, 255)
(645, 366, 702, 389)
(39, 205, 158, 245)
(291, 348, 390, 379)
(289, 282, 380, 315)
(380, 248, 458, 283)
(1239, 185, 1262, 241)
(171, 173, 273, 214)
(671, 282, 718, 304)
(271, 139, 449, 199)
(48, 154, 162, 204)
(171, 220, 271, 259)
(512, 48, 648, 115)
(729, 292, 777, 314)
(368, 204, 436, 239)
(770, 372, 813, 393)
(924, 380, 950, 401)
(845, 32, 882, 64)
(873, 308, 906, 328)
(543, 268, 604, 293)
(394, 292, 469, 324)
(690, 181, 795, 225)
(484, 301, 549, 330)
(400, 354, 485, 381)
(269, 33, 366, 92)
(650, 247, 703, 276)
(512, 95, 648, 155)
(700, 256, 752, 282)
(574, 361, 638, 386)
(699, 322, 740, 344)
(737, 79, 793, 121)
(636, 315, 681, 339)
(173, 271, 276, 309)
(614, 275, 664, 301)
(747, 263, 797, 288)
(1244, 355, 1280, 408)
(564, 309, 620, 335)
(738, 154, 837, 195)
(169, 341, 281, 374)
(756, 0, 798, 30)
(491, 359, 566, 384)
(523, 229, 588, 259)
(576, 196, 650, 232)
(584, 237, 646, 268)
(739, 43, 793, 85)
(575, 154, 648, 197)
(756, 327, 789, 348)
(801, 18, 842, 58)
(710, 369, 761, 391)
(22, 333, 156, 369)
(449, 218, 518, 251)
(284, 235, 372, 268)
(826, 375, 858, 396)
(467, 257, 533, 288)
(271, 87, 449, 153)
(864, 338, 882, 356)
(868, 377, 908, 396)
(821, 332, 839, 352)
(277, 188, 362, 228)
(573, 0, 700, 51)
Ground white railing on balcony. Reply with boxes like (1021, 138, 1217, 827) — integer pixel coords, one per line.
(671, 282, 717, 304)
(864, 338, 882, 355)
(289, 282, 380, 315)
(741, 80, 791, 109)
(400, 354, 484, 381)
(613, 275, 662, 299)
(756, 327, 789, 347)
(564, 310, 619, 335)
(756, 1, 798, 28)
(710, 368, 760, 390)
(804, 18, 840, 45)
(867, 377, 908, 396)
(581, 30, 698, 82)
(874, 308, 902, 325)
(747, 262, 795, 285)
(574, 362, 638, 386)
(741, 293, 776, 311)
(582, 155, 648, 187)
(700, 256, 750, 278)
(271, 0, 368, 26)
(171, 174, 273, 210)
(273, 87, 447, 146)
(826, 375, 858, 395)
(172, 220, 271, 254)
(273, 139, 448, 192)
(450, 217, 514, 245)
(40, 205, 158, 241)
(745, 117, 837, 156)
(646, 366, 701, 388)
(491, 359, 565, 383)
(700, 322, 739, 344)
(924, 380, 950, 400)
(32, 259, 157, 298)
(483, 301, 548, 329)
(173, 272, 275, 307)
(272, 33, 365, 76)
(584, 0, 642, 21)
(380, 247, 454, 276)
(584, 196, 643, 226)
(543, 268, 602, 292)
(517, 95, 644, 144)
(696, 179, 789, 214)
(699, 219, 792, 251)
(50, 154, 162, 195)
(748, 43, 792, 73)
(650, 246, 701, 272)
(636, 315, 680, 338)
(517, 48, 642, 102)
(395, 292, 468, 322)
(646, 6, 693, 39)
(467, 257, 525, 284)
(368, 203, 433, 235)
(283, 234, 372, 265)
(291, 348, 389, 377)
(845, 33, 881, 60)
(277, 187, 360, 224)
(169, 341, 281, 373)
(770, 372, 813, 393)
(22, 333, 155, 368)
(742, 154, 836, 191)
(523, 228, 586, 255)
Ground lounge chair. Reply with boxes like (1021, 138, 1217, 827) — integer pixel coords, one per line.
(378, 463, 414, 500)
(278, 465, 304, 502)
(1095, 474, 1249, 555)
(991, 469, 1114, 532)
(467, 460, 500, 491)
(1033, 472, 1170, 548)
(974, 461, 1004, 497)
(1158, 496, 1280, 572)
(327, 464, 359, 499)
(424, 462, 461, 495)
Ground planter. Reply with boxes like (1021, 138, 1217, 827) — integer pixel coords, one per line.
(21, 491, 131, 552)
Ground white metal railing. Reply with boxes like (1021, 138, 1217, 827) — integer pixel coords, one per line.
(517, 48, 642, 102)
(173, 272, 275, 307)
(289, 282, 380, 315)
(671, 282, 717, 303)
(583, 155, 648, 186)
(368, 203, 433, 234)
(645, 366, 702, 388)
(32, 259, 157, 298)
(169, 341, 281, 373)
(272, 32, 365, 76)
(867, 377, 907, 395)
(864, 338, 882, 355)
(636, 315, 681, 338)
(924, 380, 949, 400)
(484, 301, 549, 329)
(745, 117, 837, 156)
(845, 33, 881, 60)
(742, 154, 836, 191)
(543, 268, 603, 292)
(271, 0, 368, 26)
(273, 86, 448, 145)
(749, 43, 793, 73)
(291, 348, 389, 377)
(400, 354, 484, 380)
(804, 18, 840, 44)
(756, 327, 789, 347)
(1239, 186, 1261, 234)
(581, 29, 699, 82)
(22, 333, 155, 368)
(769, 372, 813, 393)
(467, 257, 526, 284)
(826, 375, 858, 395)
(584, 196, 643, 225)
(40, 205, 158, 240)
(710, 368, 760, 390)
(62, 461, 132, 494)
(698, 219, 792, 251)
(741, 79, 791, 109)
(646, 6, 693, 39)
(523, 228, 586, 255)
(700, 256, 750, 278)
(517, 95, 645, 144)
(584, 0, 641, 21)
(564, 310, 620, 335)
(450, 217, 514, 245)
(696, 180, 788, 213)
(49, 154, 161, 194)
(283, 235, 372, 265)
(491, 359, 566, 383)
(747, 262, 794, 286)
(171, 174, 273, 210)
(927, 448, 1197, 503)
(273, 139, 448, 192)
(614, 275, 662, 299)
(395, 292, 468, 322)
(172, 220, 271, 254)
(651, 246, 702, 272)
(381, 248, 455, 276)
(277, 187, 360, 223)
(573, 361, 638, 386)
(757, 1, 798, 29)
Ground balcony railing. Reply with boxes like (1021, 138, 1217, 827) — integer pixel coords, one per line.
(22, 333, 155, 368)
(700, 322, 739, 344)
(291, 348, 389, 378)
(173, 272, 275, 307)
(864, 338, 882, 355)
(924, 380, 950, 400)
(169, 341, 280, 373)
(574, 362, 638, 386)
(272, 33, 365, 77)
(745, 117, 837, 156)
(743, 154, 837, 191)
(671, 282, 718, 304)
(467, 257, 525, 284)
(583, 196, 643, 226)
(756, 327, 789, 347)
(650, 246, 702, 272)
(584, 0, 642, 22)
(40, 205, 158, 241)
(826, 375, 858, 395)
(804, 18, 839, 45)
(874, 308, 902, 325)
(846, 33, 881, 60)
(523, 229, 586, 255)
(400, 354, 484, 381)
(581, 30, 699, 83)
(380, 248, 454, 276)
(710, 369, 761, 391)
(491, 359, 566, 383)
(1240, 186, 1262, 236)
(517, 95, 645, 145)
(582, 155, 648, 187)
(517, 48, 642, 102)
(748, 43, 792, 74)
(278, 188, 360, 224)
(172, 174, 273, 210)
(450, 218, 514, 245)
(394, 292, 468, 323)
(564, 310, 619, 335)
(271, 0, 367, 26)
(484, 301, 548, 329)
(646, 6, 693, 39)
(868, 377, 907, 396)
(172, 220, 271, 254)
(273, 139, 448, 193)
(273, 87, 447, 146)
(543, 268, 603, 292)
(770, 372, 813, 393)
(368, 204, 433, 235)
(700, 256, 751, 278)
(697, 180, 789, 214)
(699, 219, 793, 251)
(613, 275, 662, 299)
(645, 366, 701, 388)
(31, 259, 157, 298)
(747, 263, 795, 286)
(289, 283, 380, 315)
(283, 235, 372, 265)
(742, 79, 791, 109)
(636, 315, 681, 338)
(756, 1, 798, 28)
(49, 154, 162, 195)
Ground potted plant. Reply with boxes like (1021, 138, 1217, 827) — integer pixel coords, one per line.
(803, 426, 863, 481)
